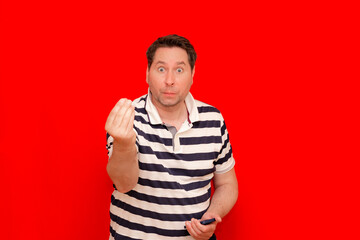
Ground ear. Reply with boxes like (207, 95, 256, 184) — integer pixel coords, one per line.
(191, 65, 195, 85)
(191, 65, 196, 78)
(146, 67, 149, 84)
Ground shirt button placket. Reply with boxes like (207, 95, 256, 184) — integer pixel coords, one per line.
(173, 134, 180, 153)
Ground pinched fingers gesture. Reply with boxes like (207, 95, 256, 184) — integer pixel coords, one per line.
(105, 98, 136, 148)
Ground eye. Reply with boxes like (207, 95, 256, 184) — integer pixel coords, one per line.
(158, 67, 165, 72)
(176, 68, 183, 73)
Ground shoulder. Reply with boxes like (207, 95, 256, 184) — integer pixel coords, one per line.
(194, 99, 224, 121)
(195, 100, 221, 114)
(196, 100, 220, 113)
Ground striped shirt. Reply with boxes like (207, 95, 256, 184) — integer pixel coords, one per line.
(106, 91, 235, 240)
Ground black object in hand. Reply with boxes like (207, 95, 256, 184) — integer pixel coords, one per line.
(200, 218, 216, 225)
(185, 218, 216, 228)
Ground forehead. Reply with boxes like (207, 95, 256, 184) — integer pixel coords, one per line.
(153, 47, 189, 65)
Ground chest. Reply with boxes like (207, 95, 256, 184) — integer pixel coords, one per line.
(136, 122, 222, 177)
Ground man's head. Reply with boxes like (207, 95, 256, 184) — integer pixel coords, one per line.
(146, 35, 196, 109)
(146, 34, 197, 72)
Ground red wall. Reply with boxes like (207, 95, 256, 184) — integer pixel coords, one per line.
(1, 1, 358, 240)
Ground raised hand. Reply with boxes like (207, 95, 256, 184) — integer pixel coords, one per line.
(105, 98, 136, 151)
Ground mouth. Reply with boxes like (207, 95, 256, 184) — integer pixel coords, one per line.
(162, 92, 176, 96)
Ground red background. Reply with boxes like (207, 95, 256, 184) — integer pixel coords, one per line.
(1, 1, 359, 240)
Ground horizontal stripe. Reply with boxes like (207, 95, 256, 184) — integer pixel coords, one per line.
(112, 190, 210, 215)
(139, 162, 216, 177)
(138, 170, 214, 186)
(111, 222, 195, 240)
(197, 106, 220, 113)
(138, 145, 218, 161)
(180, 136, 222, 145)
(126, 187, 211, 206)
(192, 120, 221, 129)
(110, 203, 198, 233)
(133, 181, 211, 200)
(110, 212, 189, 237)
(135, 115, 164, 129)
(135, 107, 147, 115)
(138, 177, 212, 191)
(110, 225, 142, 240)
(111, 195, 205, 222)
(135, 126, 173, 146)
(135, 124, 173, 140)
(138, 153, 215, 171)
(136, 140, 219, 155)
(181, 127, 220, 137)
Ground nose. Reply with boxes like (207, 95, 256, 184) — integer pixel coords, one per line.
(165, 71, 175, 86)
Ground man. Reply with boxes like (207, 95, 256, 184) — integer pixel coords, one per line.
(105, 34, 238, 240)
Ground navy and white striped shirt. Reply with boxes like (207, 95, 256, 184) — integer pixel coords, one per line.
(107, 92, 235, 240)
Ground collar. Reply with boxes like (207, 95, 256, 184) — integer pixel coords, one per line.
(145, 89, 200, 125)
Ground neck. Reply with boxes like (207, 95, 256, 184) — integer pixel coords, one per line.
(152, 97, 188, 129)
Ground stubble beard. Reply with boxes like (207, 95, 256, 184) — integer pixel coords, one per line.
(157, 95, 182, 108)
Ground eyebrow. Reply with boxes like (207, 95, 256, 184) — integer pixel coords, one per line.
(154, 61, 187, 65)
(155, 61, 166, 65)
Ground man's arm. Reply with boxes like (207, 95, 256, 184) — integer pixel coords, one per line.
(185, 168, 238, 239)
(207, 167, 238, 217)
(105, 98, 139, 193)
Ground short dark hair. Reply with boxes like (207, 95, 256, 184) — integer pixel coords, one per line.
(146, 34, 197, 71)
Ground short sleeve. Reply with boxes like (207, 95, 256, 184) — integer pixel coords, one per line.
(214, 115, 235, 174)
(106, 132, 114, 159)
(106, 130, 139, 160)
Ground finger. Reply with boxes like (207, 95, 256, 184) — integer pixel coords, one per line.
(185, 221, 198, 239)
(195, 218, 216, 240)
(119, 105, 134, 133)
(105, 98, 126, 130)
(120, 101, 134, 132)
(125, 106, 135, 134)
(112, 100, 132, 128)
(191, 218, 204, 236)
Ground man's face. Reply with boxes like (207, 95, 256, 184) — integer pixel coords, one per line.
(146, 47, 194, 110)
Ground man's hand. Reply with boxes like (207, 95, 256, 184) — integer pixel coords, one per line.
(186, 168, 238, 239)
(105, 98, 136, 151)
(105, 98, 139, 193)
(185, 213, 222, 240)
